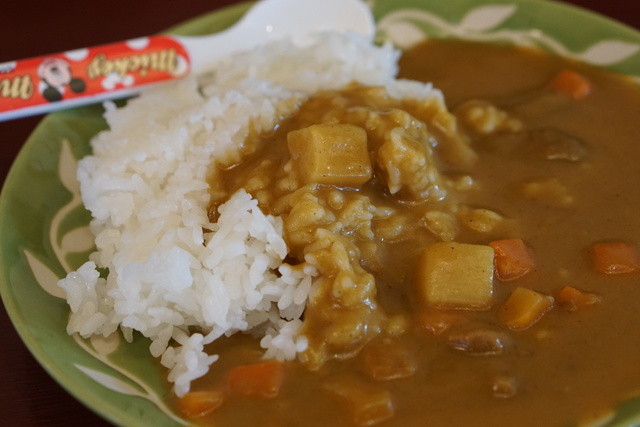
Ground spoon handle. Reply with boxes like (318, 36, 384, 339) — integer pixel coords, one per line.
(0, 35, 192, 122)
(0, 0, 375, 122)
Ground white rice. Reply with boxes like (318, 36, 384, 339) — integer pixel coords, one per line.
(57, 31, 443, 397)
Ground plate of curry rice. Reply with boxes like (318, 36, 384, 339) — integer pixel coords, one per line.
(1, 0, 640, 426)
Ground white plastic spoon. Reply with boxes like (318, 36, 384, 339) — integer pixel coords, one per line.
(0, 0, 374, 121)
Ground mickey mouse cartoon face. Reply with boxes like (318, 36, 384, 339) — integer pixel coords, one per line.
(37, 57, 86, 102)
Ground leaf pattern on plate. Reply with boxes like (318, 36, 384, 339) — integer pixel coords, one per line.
(74, 335, 187, 424)
(48, 139, 88, 273)
(376, 5, 640, 72)
(578, 40, 640, 65)
(380, 21, 427, 48)
(24, 249, 66, 299)
(24, 138, 187, 425)
(60, 225, 95, 254)
(458, 5, 517, 32)
(76, 364, 144, 397)
(90, 333, 121, 356)
(58, 138, 79, 194)
(25, 139, 91, 300)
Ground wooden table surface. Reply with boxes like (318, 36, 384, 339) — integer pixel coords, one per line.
(0, 0, 637, 425)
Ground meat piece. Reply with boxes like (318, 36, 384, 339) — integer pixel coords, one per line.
(491, 375, 519, 399)
(534, 129, 588, 161)
(447, 329, 512, 355)
(482, 128, 588, 162)
(415, 310, 467, 336)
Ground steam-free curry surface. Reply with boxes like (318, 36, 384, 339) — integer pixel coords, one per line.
(188, 40, 640, 426)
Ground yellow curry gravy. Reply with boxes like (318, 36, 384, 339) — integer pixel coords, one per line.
(187, 40, 640, 426)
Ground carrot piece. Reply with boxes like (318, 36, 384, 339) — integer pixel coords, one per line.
(555, 285, 601, 311)
(550, 69, 592, 100)
(591, 242, 640, 275)
(177, 390, 225, 418)
(489, 238, 536, 281)
(499, 287, 554, 330)
(227, 360, 284, 398)
(415, 310, 466, 336)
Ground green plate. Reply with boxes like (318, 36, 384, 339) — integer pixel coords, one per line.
(1, 1, 639, 426)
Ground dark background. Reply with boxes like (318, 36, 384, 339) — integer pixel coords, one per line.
(0, 1, 637, 425)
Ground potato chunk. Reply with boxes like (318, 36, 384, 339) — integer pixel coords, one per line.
(417, 242, 495, 309)
(361, 338, 417, 381)
(499, 287, 554, 330)
(287, 124, 372, 187)
(323, 373, 394, 426)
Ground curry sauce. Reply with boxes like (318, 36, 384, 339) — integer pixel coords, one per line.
(182, 40, 640, 426)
